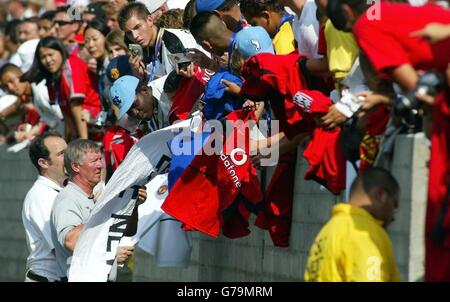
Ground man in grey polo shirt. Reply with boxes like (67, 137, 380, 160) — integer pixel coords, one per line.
(50, 139, 144, 279)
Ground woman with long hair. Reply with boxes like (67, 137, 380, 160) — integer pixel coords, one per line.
(84, 19, 116, 125)
(22, 37, 102, 141)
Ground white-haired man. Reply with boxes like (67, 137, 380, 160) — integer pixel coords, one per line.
(50, 139, 146, 279)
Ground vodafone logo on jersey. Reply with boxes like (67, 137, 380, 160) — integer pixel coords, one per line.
(220, 148, 248, 188)
(229, 148, 247, 166)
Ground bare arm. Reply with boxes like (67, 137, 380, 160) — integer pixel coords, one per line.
(64, 224, 84, 252)
(62, 111, 77, 141)
(390, 64, 419, 92)
(129, 54, 148, 81)
(256, 132, 305, 155)
(251, 132, 306, 168)
(279, 133, 307, 156)
(186, 48, 220, 72)
(410, 23, 450, 44)
(70, 98, 88, 139)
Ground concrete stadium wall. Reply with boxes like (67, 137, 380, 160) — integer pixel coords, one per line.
(133, 133, 429, 282)
(0, 146, 38, 281)
(387, 133, 428, 281)
(0, 133, 428, 281)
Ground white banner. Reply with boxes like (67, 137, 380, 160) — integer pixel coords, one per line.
(120, 174, 192, 268)
(69, 118, 195, 282)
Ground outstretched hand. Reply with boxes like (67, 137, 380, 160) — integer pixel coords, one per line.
(320, 104, 347, 129)
(186, 48, 219, 71)
(129, 53, 148, 80)
(221, 79, 241, 96)
(137, 186, 147, 205)
(410, 23, 450, 44)
(176, 62, 195, 78)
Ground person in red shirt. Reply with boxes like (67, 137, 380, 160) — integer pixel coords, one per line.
(337, 0, 450, 281)
(22, 37, 102, 141)
(339, 1, 450, 91)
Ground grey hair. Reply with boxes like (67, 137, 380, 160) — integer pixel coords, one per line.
(64, 139, 101, 180)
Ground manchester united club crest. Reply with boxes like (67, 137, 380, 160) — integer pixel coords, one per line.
(157, 184, 168, 195)
(110, 68, 120, 80)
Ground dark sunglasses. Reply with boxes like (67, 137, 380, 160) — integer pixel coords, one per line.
(54, 20, 75, 26)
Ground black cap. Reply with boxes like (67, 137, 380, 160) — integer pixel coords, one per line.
(84, 2, 107, 22)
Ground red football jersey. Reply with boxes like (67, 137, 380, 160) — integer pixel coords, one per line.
(425, 91, 450, 281)
(47, 55, 101, 118)
(240, 53, 332, 140)
(162, 110, 262, 237)
(168, 67, 214, 124)
(240, 52, 346, 195)
(353, 3, 450, 78)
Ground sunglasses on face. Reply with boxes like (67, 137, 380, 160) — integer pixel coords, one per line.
(54, 20, 75, 26)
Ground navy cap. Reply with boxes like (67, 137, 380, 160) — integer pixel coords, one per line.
(106, 55, 133, 83)
(195, 0, 225, 12)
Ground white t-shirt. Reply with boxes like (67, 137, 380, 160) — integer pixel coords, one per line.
(292, 0, 321, 59)
(32, 81, 64, 133)
(149, 74, 171, 130)
(144, 29, 207, 131)
(22, 176, 63, 281)
(148, 28, 208, 80)
(167, 0, 190, 9)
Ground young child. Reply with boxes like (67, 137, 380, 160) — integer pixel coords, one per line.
(105, 30, 129, 59)
(240, 0, 296, 55)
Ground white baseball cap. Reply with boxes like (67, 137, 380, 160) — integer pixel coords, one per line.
(137, 0, 168, 14)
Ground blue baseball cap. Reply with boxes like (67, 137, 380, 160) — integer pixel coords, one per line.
(109, 75, 140, 119)
(106, 55, 133, 83)
(195, 0, 225, 12)
(234, 26, 275, 60)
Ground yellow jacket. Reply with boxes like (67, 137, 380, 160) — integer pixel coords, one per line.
(324, 20, 359, 81)
(304, 203, 400, 282)
(273, 21, 296, 55)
